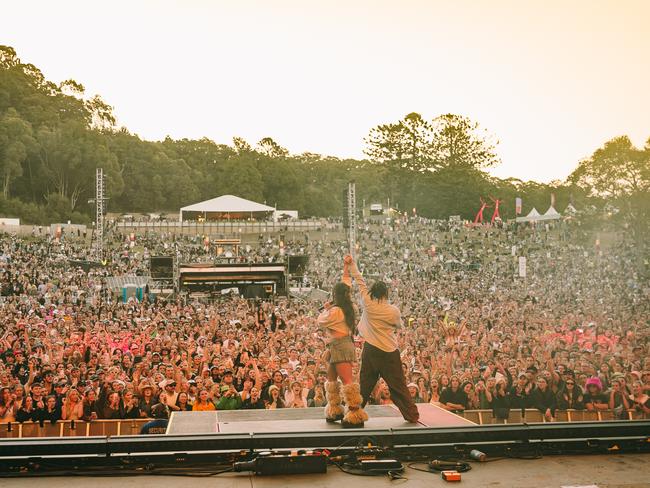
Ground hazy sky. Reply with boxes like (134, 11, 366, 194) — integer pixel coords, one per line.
(3, 0, 649, 182)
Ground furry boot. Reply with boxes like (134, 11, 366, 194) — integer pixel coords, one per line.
(341, 383, 368, 428)
(325, 381, 344, 422)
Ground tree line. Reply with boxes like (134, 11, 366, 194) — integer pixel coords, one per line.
(0, 45, 648, 230)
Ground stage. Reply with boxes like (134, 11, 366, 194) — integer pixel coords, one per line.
(0, 405, 648, 482)
(166, 404, 475, 435)
(1, 454, 649, 487)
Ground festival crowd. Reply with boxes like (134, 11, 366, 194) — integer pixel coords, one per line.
(0, 216, 648, 429)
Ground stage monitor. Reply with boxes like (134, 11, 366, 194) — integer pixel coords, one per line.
(151, 256, 174, 280)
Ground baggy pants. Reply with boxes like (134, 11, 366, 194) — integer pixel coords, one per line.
(359, 342, 419, 422)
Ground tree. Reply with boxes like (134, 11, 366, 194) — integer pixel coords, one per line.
(430, 114, 500, 169)
(35, 121, 123, 211)
(364, 112, 433, 172)
(0, 108, 35, 197)
(568, 136, 649, 199)
(257, 137, 288, 158)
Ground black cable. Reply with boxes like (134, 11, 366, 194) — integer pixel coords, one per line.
(428, 459, 472, 473)
(406, 462, 435, 474)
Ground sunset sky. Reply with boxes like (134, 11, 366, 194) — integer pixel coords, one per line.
(3, 0, 649, 182)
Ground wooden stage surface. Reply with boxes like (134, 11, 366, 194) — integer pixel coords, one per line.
(167, 403, 475, 435)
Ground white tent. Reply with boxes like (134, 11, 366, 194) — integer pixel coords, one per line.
(179, 195, 275, 222)
(516, 207, 541, 223)
(540, 206, 561, 221)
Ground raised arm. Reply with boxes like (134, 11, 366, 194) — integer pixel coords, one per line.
(346, 256, 371, 307)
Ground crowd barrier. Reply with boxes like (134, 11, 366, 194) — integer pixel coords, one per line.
(0, 419, 150, 438)
(0, 409, 645, 438)
(460, 408, 646, 425)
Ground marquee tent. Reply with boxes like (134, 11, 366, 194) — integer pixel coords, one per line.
(541, 206, 561, 221)
(180, 195, 275, 222)
(516, 207, 541, 223)
(515, 206, 562, 223)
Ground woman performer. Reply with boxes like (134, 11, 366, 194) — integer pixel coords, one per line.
(317, 256, 367, 428)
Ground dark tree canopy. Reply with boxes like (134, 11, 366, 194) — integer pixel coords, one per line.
(0, 45, 645, 231)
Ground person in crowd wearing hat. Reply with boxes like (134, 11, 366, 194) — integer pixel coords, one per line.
(216, 381, 242, 410)
(407, 383, 423, 403)
(266, 384, 285, 409)
(159, 378, 179, 407)
(347, 257, 419, 424)
(137, 382, 156, 417)
(583, 377, 609, 411)
(317, 256, 366, 427)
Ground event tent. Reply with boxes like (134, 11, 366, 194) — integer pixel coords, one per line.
(515, 206, 562, 223)
(541, 206, 561, 221)
(516, 207, 541, 223)
(179, 195, 275, 222)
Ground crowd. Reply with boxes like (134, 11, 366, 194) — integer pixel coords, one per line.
(0, 215, 648, 429)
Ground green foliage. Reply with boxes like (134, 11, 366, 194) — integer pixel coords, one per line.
(0, 44, 645, 233)
(568, 136, 649, 198)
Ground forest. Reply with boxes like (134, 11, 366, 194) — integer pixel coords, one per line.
(0, 45, 648, 229)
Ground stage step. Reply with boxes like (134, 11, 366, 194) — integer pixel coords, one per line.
(166, 404, 475, 435)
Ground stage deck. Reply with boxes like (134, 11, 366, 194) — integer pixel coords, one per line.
(167, 404, 474, 435)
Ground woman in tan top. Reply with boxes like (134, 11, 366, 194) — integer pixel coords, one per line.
(317, 256, 368, 428)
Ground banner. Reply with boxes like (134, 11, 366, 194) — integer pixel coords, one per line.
(515, 197, 522, 215)
(551, 193, 556, 208)
(518, 256, 527, 278)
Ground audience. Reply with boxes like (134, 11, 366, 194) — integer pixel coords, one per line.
(0, 215, 648, 429)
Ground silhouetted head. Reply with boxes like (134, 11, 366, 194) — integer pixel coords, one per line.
(370, 281, 389, 301)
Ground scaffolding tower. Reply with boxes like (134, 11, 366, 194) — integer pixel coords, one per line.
(347, 181, 356, 258)
(94, 168, 106, 258)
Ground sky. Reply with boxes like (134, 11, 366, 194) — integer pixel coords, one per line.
(3, 0, 649, 183)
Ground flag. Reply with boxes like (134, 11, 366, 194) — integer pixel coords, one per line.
(515, 197, 522, 215)
(551, 193, 556, 208)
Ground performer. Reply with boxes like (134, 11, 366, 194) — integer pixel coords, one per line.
(346, 255, 419, 424)
(317, 258, 368, 428)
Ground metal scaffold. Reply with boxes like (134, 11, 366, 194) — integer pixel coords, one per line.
(94, 167, 107, 259)
(347, 181, 356, 258)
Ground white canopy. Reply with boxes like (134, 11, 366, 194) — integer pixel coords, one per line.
(541, 206, 561, 220)
(180, 195, 275, 222)
(516, 207, 541, 223)
(516, 206, 562, 223)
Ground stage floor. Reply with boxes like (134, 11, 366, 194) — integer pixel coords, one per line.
(167, 404, 475, 435)
(3, 454, 649, 488)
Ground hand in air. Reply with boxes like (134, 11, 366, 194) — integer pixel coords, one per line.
(344, 255, 353, 265)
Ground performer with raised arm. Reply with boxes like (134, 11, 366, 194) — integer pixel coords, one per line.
(345, 254, 420, 424)
(317, 257, 368, 428)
